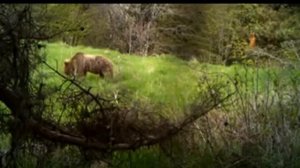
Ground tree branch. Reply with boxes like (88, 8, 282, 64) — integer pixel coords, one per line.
(0, 86, 20, 115)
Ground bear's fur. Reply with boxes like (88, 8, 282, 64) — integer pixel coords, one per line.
(64, 52, 114, 78)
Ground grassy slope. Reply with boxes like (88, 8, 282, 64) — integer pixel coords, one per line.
(41, 42, 297, 116)
(43, 42, 201, 114)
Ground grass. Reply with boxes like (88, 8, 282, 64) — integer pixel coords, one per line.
(17, 42, 300, 167)
(42, 42, 201, 115)
(41, 42, 293, 114)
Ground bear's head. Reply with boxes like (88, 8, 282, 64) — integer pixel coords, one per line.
(64, 59, 74, 76)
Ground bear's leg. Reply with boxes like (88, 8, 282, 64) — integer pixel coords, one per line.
(99, 71, 104, 78)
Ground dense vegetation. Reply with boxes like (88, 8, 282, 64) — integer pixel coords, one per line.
(1, 4, 300, 168)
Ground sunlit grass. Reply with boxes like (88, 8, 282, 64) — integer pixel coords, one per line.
(39, 42, 296, 118)
(42, 42, 202, 115)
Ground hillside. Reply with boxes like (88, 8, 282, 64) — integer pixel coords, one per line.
(40, 42, 295, 115)
(42, 42, 202, 114)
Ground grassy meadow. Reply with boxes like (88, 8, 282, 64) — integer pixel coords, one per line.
(42, 42, 200, 115)
(40, 42, 295, 114)
(24, 42, 300, 167)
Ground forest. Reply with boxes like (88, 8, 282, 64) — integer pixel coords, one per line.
(0, 4, 300, 168)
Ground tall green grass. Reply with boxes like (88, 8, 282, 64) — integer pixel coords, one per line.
(41, 42, 290, 116)
(42, 42, 200, 116)
(25, 42, 300, 167)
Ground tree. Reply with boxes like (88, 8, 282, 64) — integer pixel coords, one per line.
(154, 4, 210, 60)
(205, 4, 300, 66)
(102, 4, 164, 55)
(80, 4, 112, 49)
(40, 4, 91, 46)
(154, 4, 300, 65)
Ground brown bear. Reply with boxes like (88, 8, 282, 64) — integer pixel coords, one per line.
(64, 52, 114, 78)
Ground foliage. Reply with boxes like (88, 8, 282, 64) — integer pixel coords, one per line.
(155, 4, 300, 65)
(39, 4, 91, 46)
(154, 4, 208, 60)
(80, 4, 112, 49)
(39, 4, 300, 64)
